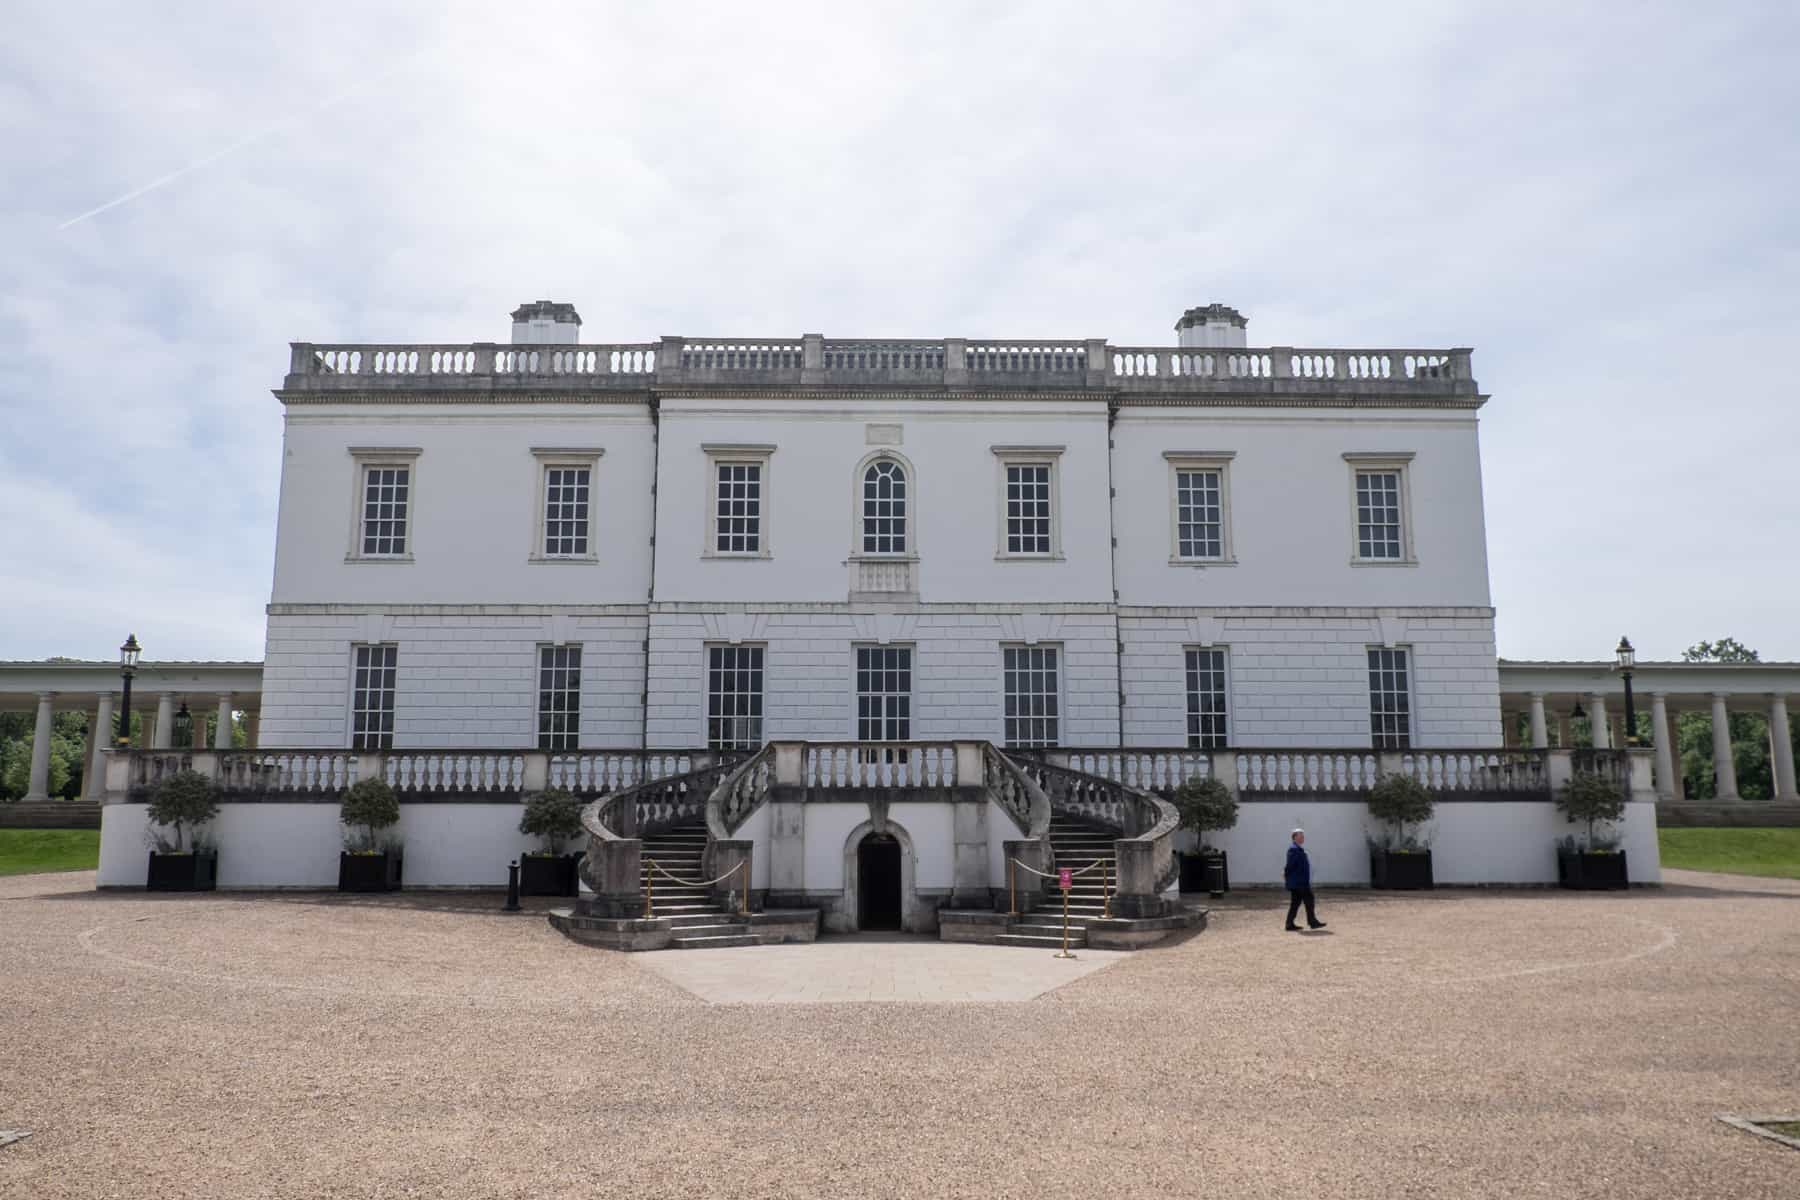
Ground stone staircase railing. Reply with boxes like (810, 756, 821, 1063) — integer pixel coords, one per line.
(577, 754, 746, 914)
(1010, 753, 1181, 918)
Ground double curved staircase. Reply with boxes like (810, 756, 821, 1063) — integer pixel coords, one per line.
(551, 741, 1201, 952)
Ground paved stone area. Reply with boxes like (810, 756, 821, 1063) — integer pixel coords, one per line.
(642, 933, 1127, 1003)
(1, 868, 1797, 1198)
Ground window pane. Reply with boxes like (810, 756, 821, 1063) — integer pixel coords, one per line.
(855, 646, 913, 741)
(1356, 471, 1402, 559)
(543, 467, 591, 557)
(716, 463, 763, 553)
(536, 645, 582, 750)
(861, 460, 908, 555)
(360, 466, 410, 556)
(350, 644, 398, 749)
(1175, 469, 1223, 559)
(1368, 647, 1411, 749)
(1003, 463, 1052, 555)
(707, 645, 765, 749)
(1185, 647, 1229, 749)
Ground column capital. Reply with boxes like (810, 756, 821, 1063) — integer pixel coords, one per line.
(35, 690, 55, 702)
(216, 691, 234, 702)
(1527, 691, 1546, 702)
(1649, 691, 1669, 701)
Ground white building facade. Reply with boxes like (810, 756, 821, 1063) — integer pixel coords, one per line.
(260, 302, 1501, 758)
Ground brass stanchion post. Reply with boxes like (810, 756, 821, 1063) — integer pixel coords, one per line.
(738, 860, 749, 916)
(1102, 856, 1111, 920)
(1008, 859, 1018, 917)
(1054, 877, 1076, 960)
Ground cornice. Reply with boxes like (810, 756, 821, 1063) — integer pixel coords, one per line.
(276, 390, 653, 406)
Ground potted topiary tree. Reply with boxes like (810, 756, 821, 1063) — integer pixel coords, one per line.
(517, 788, 584, 896)
(145, 768, 220, 892)
(1555, 770, 1628, 889)
(1173, 776, 1237, 895)
(1367, 772, 1435, 889)
(339, 777, 402, 892)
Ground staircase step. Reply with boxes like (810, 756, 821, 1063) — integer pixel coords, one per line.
(994, 932, 1088, 949)
(649, 903, 726, 915)
(670, 934, 759, 949)
(665, 912, 733, 928)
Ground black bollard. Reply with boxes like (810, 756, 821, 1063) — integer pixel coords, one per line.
(504, 860, 521, 912)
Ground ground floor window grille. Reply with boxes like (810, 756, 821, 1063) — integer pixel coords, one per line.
(537, 645, 581, 750)
(351, 645, 397, 749)
(1368, 647, 1412, 749)
(856, 646, 912, 745)
(1185, 648, 1229, 749)
(707, 645, 764, 750)
(1003, 645, 1060, 747)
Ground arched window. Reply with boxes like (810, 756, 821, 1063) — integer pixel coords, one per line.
(861, 458, 908, 554)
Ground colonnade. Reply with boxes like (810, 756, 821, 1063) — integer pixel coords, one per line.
(1510, 691, 1797, 804)
(19, 691, 256, 802)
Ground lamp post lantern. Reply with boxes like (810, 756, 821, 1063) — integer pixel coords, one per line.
(117, 634, 141, 746)
(1615, 636, 1637, 747)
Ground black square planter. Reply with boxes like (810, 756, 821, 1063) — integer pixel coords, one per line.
(339, 851, 403, 893)
(147, 852, 217, 892)
(519, 853, 580, 897)
(1558, 850, 1628, 890)
(1179, 851, 1230, 894)
(1371, 849, 1434, 890)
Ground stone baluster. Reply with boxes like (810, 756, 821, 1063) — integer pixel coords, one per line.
(1768, 694, 1796, 803)
(25, 692, 54, 801)
(1710, 693, 1740, 801)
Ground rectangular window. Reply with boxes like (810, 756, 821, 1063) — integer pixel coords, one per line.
(707, 645, 764, 750)
(537, 645, 581, 750)
(1175, 469, 1224, 559)
(715, 462, 763, 554)
(1005, 463, 1053, 555)
(351, 645, 397, 749)
(360, 466, 410, 556)
(542, 467, 591, 557)
(1002, 645, 1060, 747)
(1368, 647, 1412, 749)
(856, 646, 912, 742)
(1355, 469, 1404, 560)
(1185, 647, 1229, 749)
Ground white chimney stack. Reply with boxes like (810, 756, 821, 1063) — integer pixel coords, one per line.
(1174, 303, 1248, 349)
(510, 300, 582, 345)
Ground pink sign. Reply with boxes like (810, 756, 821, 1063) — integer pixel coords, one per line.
(1058, 868, 1072, 890)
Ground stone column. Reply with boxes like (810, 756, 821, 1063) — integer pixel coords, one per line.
(1528, 694, 1548, 749)
(1587, 694, 1609, 749)
(1664, 705, 1686, 802)
(24, 692, 55, 801)
(214, 694, 234, 750)
(153, 693, 175, 749)
(1649, 693, 1674, 801)
(78, 706, 97, 801)
(1710, 693, 1739, 801)
(88, 692, 116, 802)
(1768, 694, 1797, 802)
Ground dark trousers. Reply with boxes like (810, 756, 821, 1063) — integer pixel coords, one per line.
(1286, 888, 1319, 927)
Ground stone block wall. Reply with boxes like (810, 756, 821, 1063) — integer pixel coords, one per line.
(1118, 607, 1501, 748)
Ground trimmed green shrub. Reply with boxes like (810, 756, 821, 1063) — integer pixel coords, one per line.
(1556, 770, 1626, 850)
(147, 769, 219, 853)
(1368, 772, 1435, 850)
(340, 777, 400, 852)
(1173, 776, 1238, 851)
(518, 788, 584, 855)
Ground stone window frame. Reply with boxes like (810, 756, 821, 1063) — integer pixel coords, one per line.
(849, 449, 918, 562)
(345, 447, 421, 563)
(535, 643, 583, 751)
(1000, 642, 1063, 748)
(1344, 452, 1418, 566)
(1164, 450, 1238, 567)
(529, 447, 604, 564)
(704, 642, 766, 750)
(1367, 644, 1415, 750)
(703, 444, 776, 559)
(991, 445, 1065, 561)
(347, 643, 398, 750)
(1184, 644, 1231, 749)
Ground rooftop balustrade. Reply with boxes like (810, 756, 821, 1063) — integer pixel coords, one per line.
(283, 335, 1478, 400)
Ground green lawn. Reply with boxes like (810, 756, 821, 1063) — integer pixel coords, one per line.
(1659, 828, 1800, 880)
(0, 829, 100, 876)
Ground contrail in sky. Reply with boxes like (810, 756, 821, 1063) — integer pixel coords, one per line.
(57, 52, 427, 231)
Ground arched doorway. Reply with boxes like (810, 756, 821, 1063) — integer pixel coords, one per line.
(857, 833, 903, 931)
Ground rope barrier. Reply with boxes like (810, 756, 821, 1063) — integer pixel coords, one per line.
(644, 859, 744, 889)
(643, 858, 750, 919)
(1009, 857, 1105, 880)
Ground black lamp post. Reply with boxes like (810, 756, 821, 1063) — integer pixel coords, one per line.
(117, 634, 141, 747)
(1615, 636, 1637, 747)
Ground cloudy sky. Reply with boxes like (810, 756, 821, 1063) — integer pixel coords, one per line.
(3, 1, 1795, 665)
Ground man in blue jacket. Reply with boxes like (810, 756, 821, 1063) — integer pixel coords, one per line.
(1284, 828, 1326, 932)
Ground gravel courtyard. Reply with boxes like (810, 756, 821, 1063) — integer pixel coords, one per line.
(2, 869, 1796, 1199)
